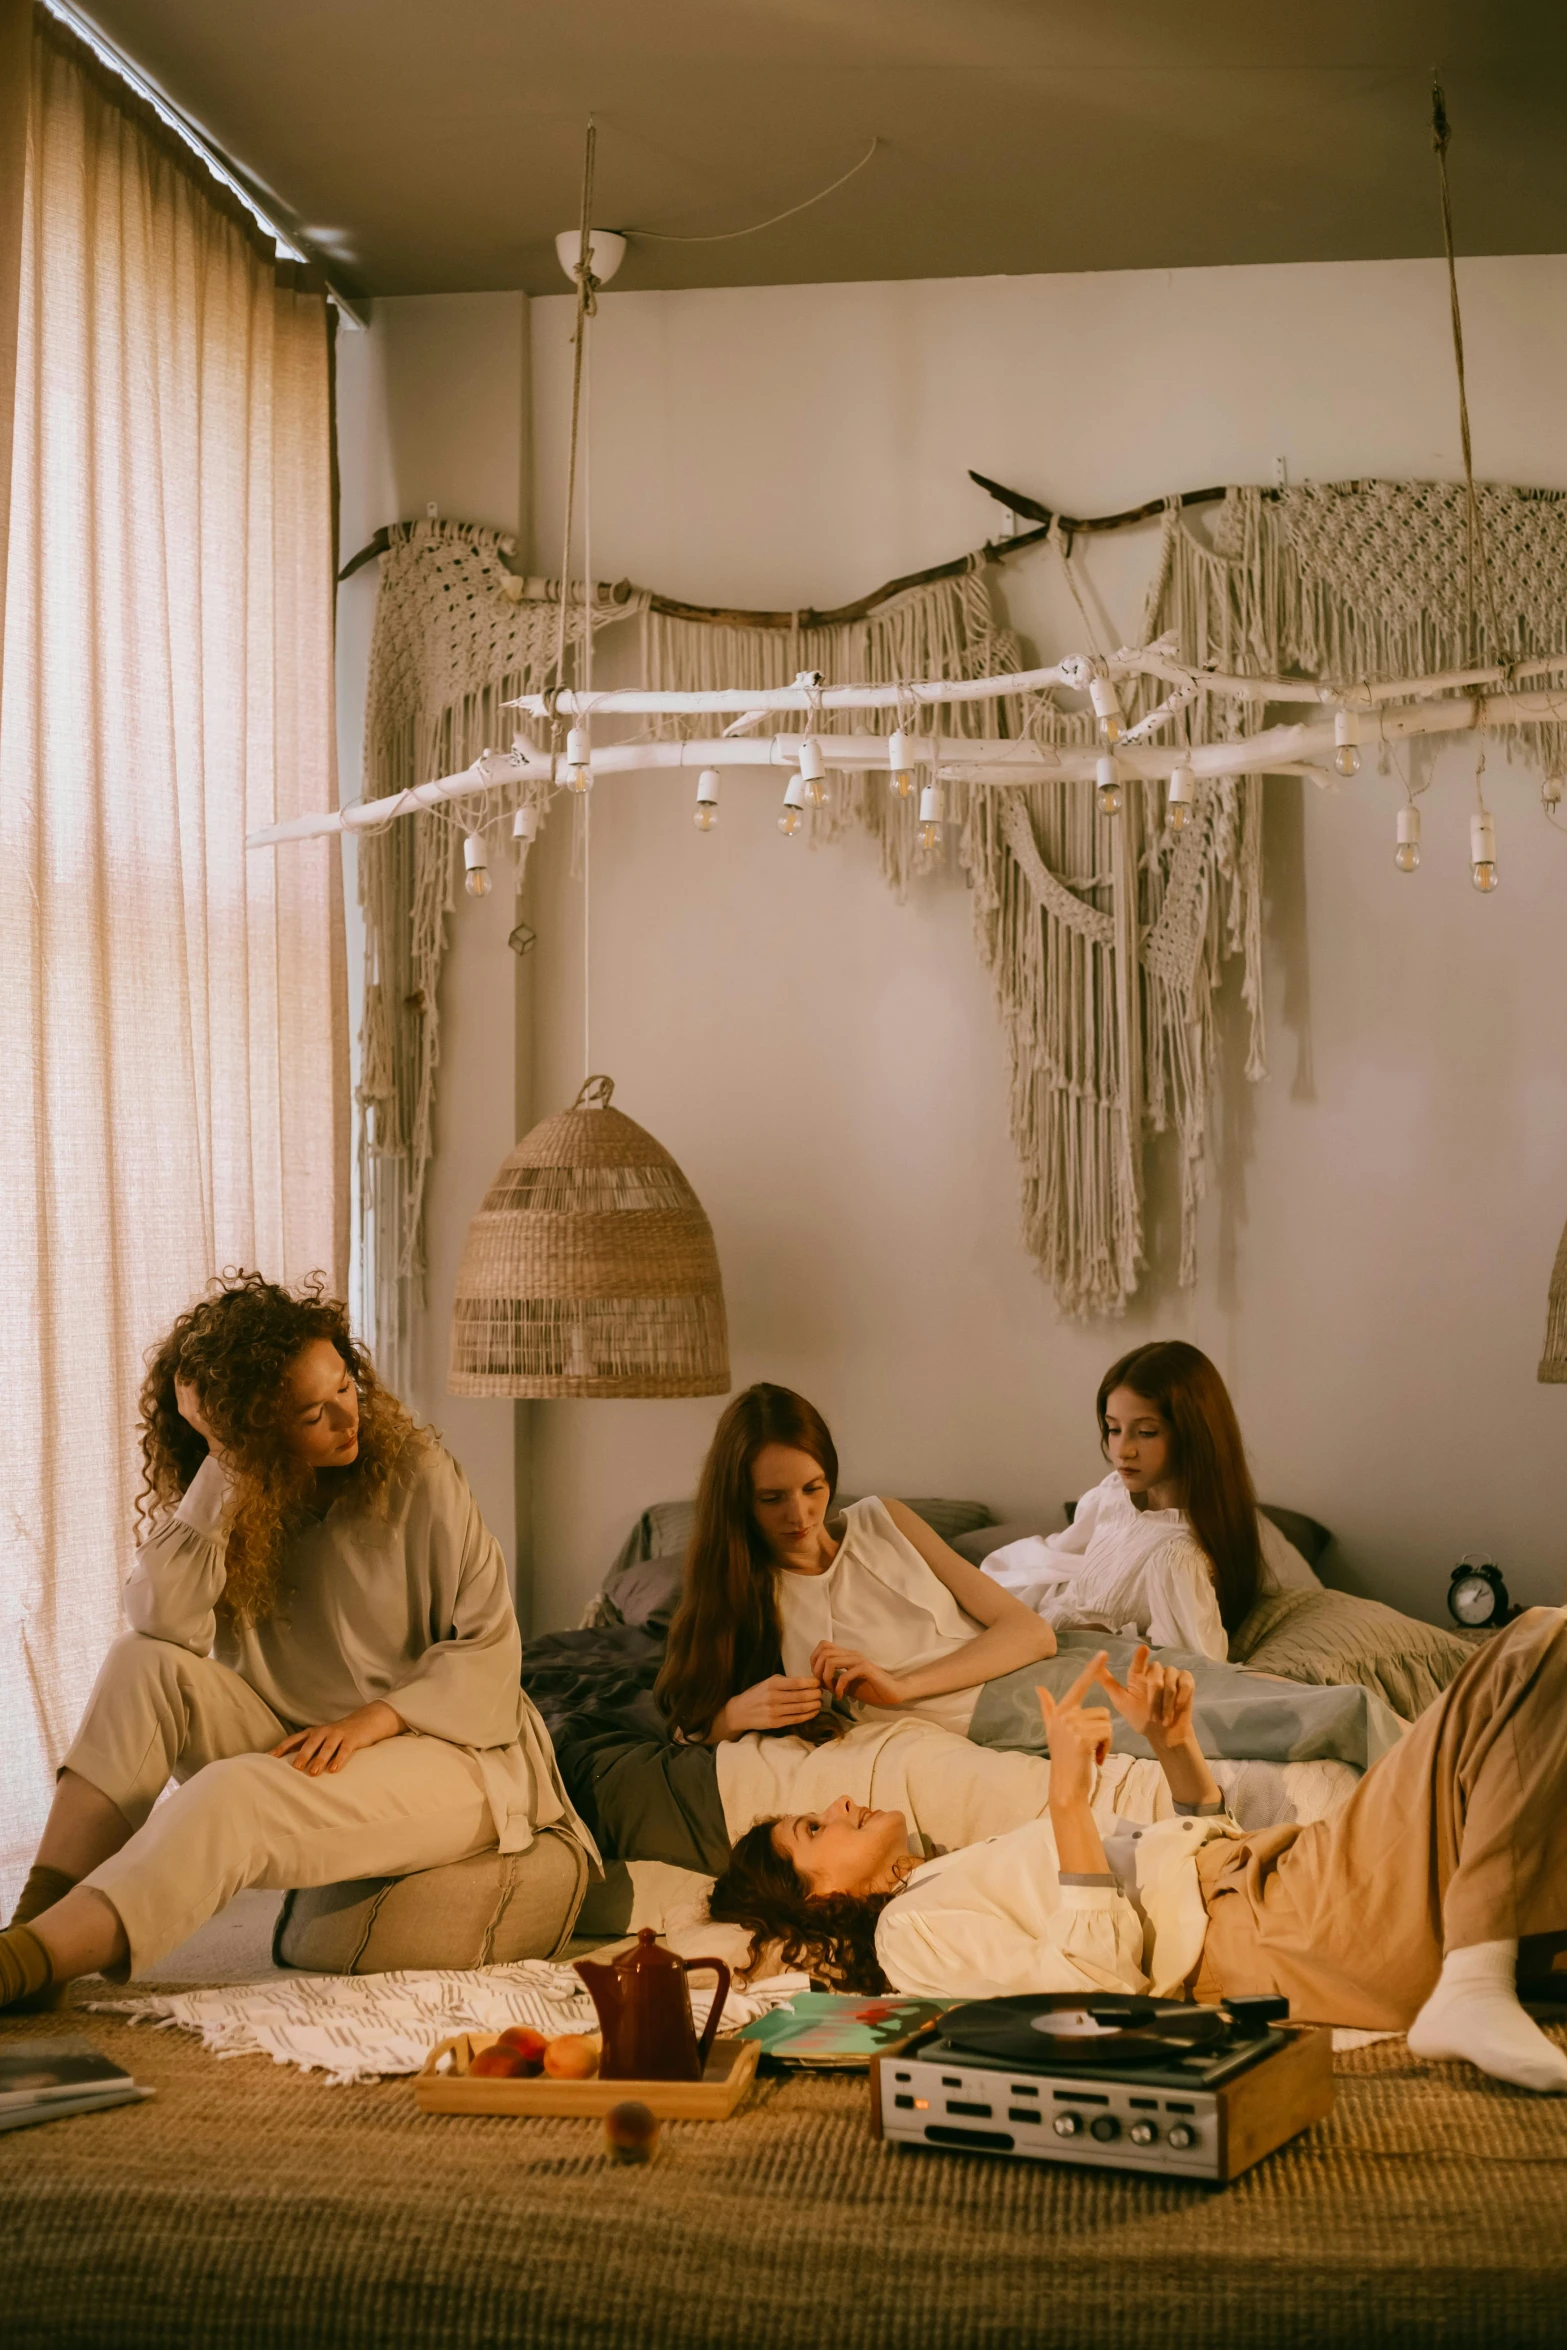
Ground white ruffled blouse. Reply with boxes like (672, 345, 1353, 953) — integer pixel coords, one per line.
(980, 1472, 1318, 1663)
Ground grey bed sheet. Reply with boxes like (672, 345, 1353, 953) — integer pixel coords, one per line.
(970, 1630, 1407, 1771)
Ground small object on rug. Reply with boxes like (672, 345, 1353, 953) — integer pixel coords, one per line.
(605, 2099, 659, 2163)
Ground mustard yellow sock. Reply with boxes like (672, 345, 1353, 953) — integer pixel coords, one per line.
(9, 1863, 76, 1927)
(0, 1925, 53, 2011)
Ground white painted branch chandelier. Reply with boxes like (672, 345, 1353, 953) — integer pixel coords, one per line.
(248, 86, 1566, 903)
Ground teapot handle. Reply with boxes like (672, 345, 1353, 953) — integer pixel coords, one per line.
(680, 1957, 732, 2071)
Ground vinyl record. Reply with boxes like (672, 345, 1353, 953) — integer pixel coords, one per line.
(941, 1993, 1231, 2068)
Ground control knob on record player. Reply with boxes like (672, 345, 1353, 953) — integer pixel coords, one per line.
(1089, 2115, 1120, 2142)
(1166, 2124, 1196, 2149)
(1129, 2121, 1158, 2145)
(1052, 2113, 1081, 2138)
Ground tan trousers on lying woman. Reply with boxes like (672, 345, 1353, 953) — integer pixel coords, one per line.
(1194, 1606, 1567, 2031)
(64, 1634, 496, 1978)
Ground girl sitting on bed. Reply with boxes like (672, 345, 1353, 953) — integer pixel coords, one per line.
(982, 1339, 1315, 1663)
(653, 1383, 1056, 1745)
(709, 1620, 1567, 2095)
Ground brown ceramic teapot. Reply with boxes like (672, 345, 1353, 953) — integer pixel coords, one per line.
(574, 1931, 731, 2082)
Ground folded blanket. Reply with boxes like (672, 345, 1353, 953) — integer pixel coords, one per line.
(970, 1631, 1407, 1769)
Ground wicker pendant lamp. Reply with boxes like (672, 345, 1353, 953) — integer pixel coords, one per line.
(448, 1076, 731, 1398)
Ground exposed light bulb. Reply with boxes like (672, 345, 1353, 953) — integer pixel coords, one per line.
(797, 733, 827, 806)
(1394, 802, 1421, 873)
(564, 724, 592, 793)
(463, 832, 491, 897)
(1095, 753, 1122, 816)
(1167, 763, 1196, 831)
(1470, 809, 1498, 893)
(778, 772, 807, 837)
(1333, 709, 1361, 778)
(917, 781, 944, 852)
(1089, 673, 1124, 745)
(888, 727, 915, 797)
(1544, 770, 1564, 811)
(694, 768, 720, 832)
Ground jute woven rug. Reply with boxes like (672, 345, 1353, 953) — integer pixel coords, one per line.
(3, 1994, 1564, 2349)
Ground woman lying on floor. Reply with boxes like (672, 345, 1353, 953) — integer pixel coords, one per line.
(0, 1272, 590, 2016)
(982, 1340, 1317, 1662)
(652, 1381, 1056, 1747)
(708, 1620, 1567, 2095)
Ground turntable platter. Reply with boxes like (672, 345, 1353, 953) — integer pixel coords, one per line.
(940, 1994, 1231, 2067)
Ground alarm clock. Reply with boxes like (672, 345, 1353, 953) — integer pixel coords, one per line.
(1446, 1558, 1516, 1629)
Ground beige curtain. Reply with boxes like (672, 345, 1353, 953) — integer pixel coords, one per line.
(0, 13, 346, 1900)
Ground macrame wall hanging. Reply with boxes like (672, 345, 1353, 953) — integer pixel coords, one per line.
(340, 477, 1567, 1384)
(355, 518, 636, 1392)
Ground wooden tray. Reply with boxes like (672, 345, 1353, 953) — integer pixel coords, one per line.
(415, 2031, 760, 2120)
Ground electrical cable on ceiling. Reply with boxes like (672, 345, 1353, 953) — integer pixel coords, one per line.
(627, 136, 880, 243)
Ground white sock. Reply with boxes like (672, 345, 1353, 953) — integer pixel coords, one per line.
(1408, 1939, 1567, 2093)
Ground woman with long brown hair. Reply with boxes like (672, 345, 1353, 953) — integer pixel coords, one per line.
(983, 1340, 1314, 1661)
(654, 1382, 1055, 1745)
(0, 1272, 587, 2015)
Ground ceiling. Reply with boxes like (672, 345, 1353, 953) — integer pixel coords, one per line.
(77, 1, 1567, 302)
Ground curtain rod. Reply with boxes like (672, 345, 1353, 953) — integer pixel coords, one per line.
(42, 0, 370, 327)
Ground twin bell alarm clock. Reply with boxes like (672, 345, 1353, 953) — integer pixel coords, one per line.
(1446, 1556, 1517, 1629)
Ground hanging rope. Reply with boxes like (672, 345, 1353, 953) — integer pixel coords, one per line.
(1431, 79, 1505, 672)
(551, 120, 599, 704)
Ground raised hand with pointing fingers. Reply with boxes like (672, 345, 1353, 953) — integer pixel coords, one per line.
(1098, 1643, 1223, 1812)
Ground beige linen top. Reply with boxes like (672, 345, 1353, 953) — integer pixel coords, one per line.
(874, 1810, 1239, 2002)
(773, 1497, 985, 1737)
(125, 1442, 593, 1862)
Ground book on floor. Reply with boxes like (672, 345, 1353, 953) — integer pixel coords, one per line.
(0, 2083, 155, 2133)
(0, 2036, 151, 2128)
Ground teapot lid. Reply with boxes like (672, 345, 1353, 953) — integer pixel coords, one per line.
(616, 1927, 681, 1973)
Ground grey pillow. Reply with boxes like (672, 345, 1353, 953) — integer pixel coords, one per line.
(273, 1828, 589, 1974)
(1229, 1586, 1472, 1719)
(599, 1495, 997, 1626)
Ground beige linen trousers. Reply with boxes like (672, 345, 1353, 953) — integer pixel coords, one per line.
(67, 1634, 496, 1976)
(1195, 1605, 1567, 2029)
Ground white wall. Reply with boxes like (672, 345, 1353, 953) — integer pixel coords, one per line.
(335, 292, 530, 1586)
(338, 255, 1567, 1634)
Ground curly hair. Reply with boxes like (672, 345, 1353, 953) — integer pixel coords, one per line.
(709, 1819, 893, 1994)
(137, 1270, 423, 1625)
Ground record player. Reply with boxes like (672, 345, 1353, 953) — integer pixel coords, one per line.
(870, 1993, 1332, 2184)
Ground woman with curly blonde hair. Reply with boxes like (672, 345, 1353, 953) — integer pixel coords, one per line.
(0, 1273, 588, 2012)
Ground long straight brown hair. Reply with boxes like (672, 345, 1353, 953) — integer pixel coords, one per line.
(654, 1383, 840, 1742)
(1097, 1340, 1262, 1635)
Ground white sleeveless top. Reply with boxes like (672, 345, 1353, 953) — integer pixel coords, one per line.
(773, 1496, 984, 1737)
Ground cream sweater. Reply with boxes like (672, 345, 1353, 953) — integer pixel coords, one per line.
(126, 1442, 591, 1860)
(875, 1810, 1240, 2002)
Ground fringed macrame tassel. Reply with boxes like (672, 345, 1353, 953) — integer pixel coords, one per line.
(1538, 1215, 1567, 1382)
